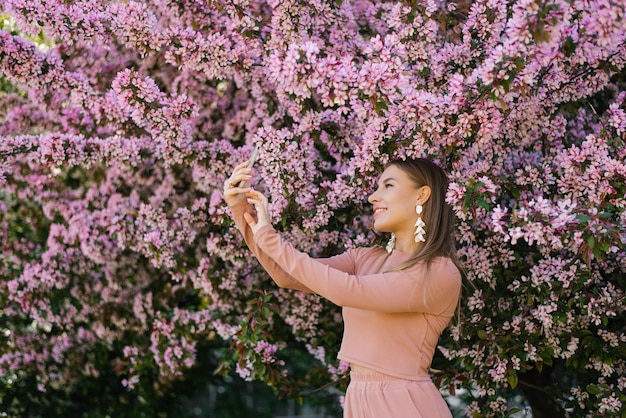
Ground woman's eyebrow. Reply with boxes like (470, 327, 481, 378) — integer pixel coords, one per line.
(378, 177, 396, 186)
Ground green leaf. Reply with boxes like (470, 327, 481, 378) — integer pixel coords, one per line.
(477, 199, 490, 210)
(588, 235, 595, 249)
(563, 36, 576, 57)
(598, 241, 610, 253)
(586, 384, 601, 395)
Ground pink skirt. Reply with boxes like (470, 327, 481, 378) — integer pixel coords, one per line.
(343, 371, 452, 418)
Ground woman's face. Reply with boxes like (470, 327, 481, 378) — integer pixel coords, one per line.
(368, 165, 421, 234)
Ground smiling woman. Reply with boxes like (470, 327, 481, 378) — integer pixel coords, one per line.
(224, 158, 462, 418)
(369, 164, 431, 250)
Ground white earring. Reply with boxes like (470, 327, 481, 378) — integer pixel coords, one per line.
(386, 233, 396, 253)
(414, 204, 426, 243)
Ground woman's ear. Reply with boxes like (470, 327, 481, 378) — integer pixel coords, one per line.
(416, 185, 432, 205)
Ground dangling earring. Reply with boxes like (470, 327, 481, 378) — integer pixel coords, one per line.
(414, 204, 426, 243)
(386, 233, 396, 253)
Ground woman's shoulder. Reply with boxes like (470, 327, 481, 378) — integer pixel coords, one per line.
(350, 245, 387, 258)
(339, 245, 388, 265)
(427, 256, 462, 283)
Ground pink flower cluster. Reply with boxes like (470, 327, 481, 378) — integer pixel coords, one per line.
(1, 0, 625, 415)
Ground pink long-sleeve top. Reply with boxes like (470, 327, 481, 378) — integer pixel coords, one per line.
(230, 199, 461, 380)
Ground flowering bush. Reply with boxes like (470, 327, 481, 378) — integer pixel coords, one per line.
(1, 0, 625, 416)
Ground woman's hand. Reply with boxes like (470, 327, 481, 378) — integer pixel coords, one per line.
(244, 189, 271, 234)
(223, 161, 252, 207)
(224, 161, 271, 234)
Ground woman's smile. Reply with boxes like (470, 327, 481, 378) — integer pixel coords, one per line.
(373, 206, 387, 217)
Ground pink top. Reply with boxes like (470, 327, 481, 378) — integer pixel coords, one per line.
(231, 200, 461, 380)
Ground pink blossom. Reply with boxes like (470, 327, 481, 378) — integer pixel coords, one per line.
(0, 1, 624, 415)
(488, 360, 508, 382)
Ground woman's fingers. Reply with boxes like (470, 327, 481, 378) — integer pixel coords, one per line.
(244, 190, 270, 233)
(224, 171, 251, 188)
(223, 161, 253, 195)
(243, 211, 257, 227)
(224, 175, 251, 191)
(246, 190, 267, 212)
(246, 196, 260, 208)
(246, 190, 267, 207)
(223, 186, 250, 199)
(247, 189, 266, 201)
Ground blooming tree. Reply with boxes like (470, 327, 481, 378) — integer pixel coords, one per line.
(1, 0, 625, 416)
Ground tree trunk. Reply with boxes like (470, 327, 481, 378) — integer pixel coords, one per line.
(518, 365, 566, 418)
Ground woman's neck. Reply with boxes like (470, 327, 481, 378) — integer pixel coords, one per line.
(392, 231, 422, 254)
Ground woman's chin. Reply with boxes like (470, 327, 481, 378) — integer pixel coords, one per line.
(372, 224, 390, 234)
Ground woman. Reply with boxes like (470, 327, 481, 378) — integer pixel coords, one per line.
(224, 158, 461, 417)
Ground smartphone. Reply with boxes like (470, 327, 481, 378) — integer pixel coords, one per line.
(237, 144, 260, 187)
(247, 143, 260, 169)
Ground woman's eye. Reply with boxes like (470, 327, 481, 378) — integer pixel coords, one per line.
(385, 183, 393, 188)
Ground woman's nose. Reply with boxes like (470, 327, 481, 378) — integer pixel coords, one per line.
(368, 191, 379, 204)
